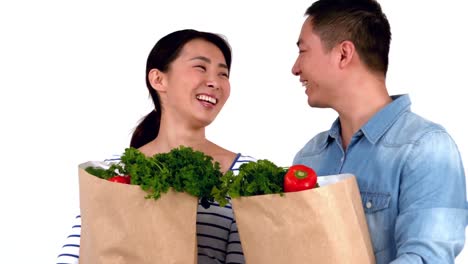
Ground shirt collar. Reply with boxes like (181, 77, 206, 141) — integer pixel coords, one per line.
(327, 94, 412, 144)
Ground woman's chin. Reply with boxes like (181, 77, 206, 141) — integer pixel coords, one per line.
(192, 116, 216, 129)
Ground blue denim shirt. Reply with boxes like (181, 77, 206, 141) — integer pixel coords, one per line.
(293, 94, 468, 263)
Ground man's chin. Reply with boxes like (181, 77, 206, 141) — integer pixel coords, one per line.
(307, 98, 318, 107)
(307, 99, 327, 109)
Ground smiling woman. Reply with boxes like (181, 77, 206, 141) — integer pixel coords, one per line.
(55, 29, 256, 264)
(142, 38, 231, 141)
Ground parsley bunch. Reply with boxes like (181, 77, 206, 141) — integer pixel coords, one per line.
(212, 159, 287, 202)
(86, 146, 228, 206)
(86, 147, 289, 207)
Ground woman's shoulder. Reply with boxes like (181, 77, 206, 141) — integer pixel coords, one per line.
(229, 153, 257, 171)
(234, 154, 257, 163)
(103, 154, 122, 163)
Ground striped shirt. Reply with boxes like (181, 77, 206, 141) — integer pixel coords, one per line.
(56, 153, 256, 264)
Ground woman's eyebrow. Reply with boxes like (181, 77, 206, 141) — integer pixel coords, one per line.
(189, 56, 228, 69)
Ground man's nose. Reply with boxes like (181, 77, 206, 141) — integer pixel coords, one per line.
(291, 59, 301, 76)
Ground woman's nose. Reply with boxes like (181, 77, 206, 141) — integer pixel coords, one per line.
(206, 80, 219, 90)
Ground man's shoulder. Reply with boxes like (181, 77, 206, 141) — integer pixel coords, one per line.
(385, 111, 448, 144)
(295, 130, 330, 158)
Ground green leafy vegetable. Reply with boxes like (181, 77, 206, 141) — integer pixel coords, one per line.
(85, 146, 228, 206)
(86, 147, 289, 206)
(85, 166, 115, 179)
(213, 159, 287, 201)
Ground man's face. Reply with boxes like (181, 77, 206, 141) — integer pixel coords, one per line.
(292, 17, 338, 108)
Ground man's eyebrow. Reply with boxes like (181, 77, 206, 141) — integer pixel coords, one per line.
(189, 56, 228, 69)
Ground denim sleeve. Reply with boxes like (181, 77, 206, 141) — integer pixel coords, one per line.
(391, 131, 468, 263)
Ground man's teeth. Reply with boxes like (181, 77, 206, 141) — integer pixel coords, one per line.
(196, 95, 217, 104)
(302, 81, 308, 87)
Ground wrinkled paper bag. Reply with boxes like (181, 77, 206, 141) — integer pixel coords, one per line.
(78, 162, 198, 264)
(232, 174, 375, 264)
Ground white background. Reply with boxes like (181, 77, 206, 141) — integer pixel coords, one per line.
(1, 0, 467, 263)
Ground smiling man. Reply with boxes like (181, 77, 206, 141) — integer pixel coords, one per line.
(291, 0, 468, 263)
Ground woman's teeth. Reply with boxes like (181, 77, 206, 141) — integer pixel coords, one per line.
(196, 95, 217, 105)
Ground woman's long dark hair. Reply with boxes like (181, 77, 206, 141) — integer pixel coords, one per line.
(130, 29, 232, 149)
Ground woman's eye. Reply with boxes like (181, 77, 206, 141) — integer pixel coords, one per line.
(195, 65, 206, 71)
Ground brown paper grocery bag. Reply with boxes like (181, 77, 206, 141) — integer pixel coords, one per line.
(78, 162, 198, 264)
(232, 174, 375, 264)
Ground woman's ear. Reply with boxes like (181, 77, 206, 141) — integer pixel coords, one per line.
(148, 69, 167, 92)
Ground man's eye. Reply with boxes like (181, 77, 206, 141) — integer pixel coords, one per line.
(195, 65, 206, 71)
(220, 72, 229, 78)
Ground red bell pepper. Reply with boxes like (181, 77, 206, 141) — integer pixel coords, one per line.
(108, 175, 131, 184)
(283, 164, 318, 192)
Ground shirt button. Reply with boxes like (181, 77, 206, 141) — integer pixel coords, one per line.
(366, 201, 372, 209)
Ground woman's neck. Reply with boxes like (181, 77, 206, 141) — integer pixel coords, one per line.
(137, 114, 237, 173)
(140, 122, 209, 155)
(139, 127, 236, 173)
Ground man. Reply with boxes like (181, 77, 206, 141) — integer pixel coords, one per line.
(291, 0, 468, 263)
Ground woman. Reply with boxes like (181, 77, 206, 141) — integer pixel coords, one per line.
(56, 29, 254, 264)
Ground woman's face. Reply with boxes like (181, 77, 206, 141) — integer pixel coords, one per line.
(154, 39, 230, 129)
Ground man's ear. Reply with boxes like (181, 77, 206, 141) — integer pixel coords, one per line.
(148, 68, 167, 92)
(337, 40, 356, 69)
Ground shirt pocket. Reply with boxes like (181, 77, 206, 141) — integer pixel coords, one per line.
(360, 192, 392, 254)
(360, 192, 391, 213)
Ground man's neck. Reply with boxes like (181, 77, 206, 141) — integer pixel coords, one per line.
(335, 77, 391, 150)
